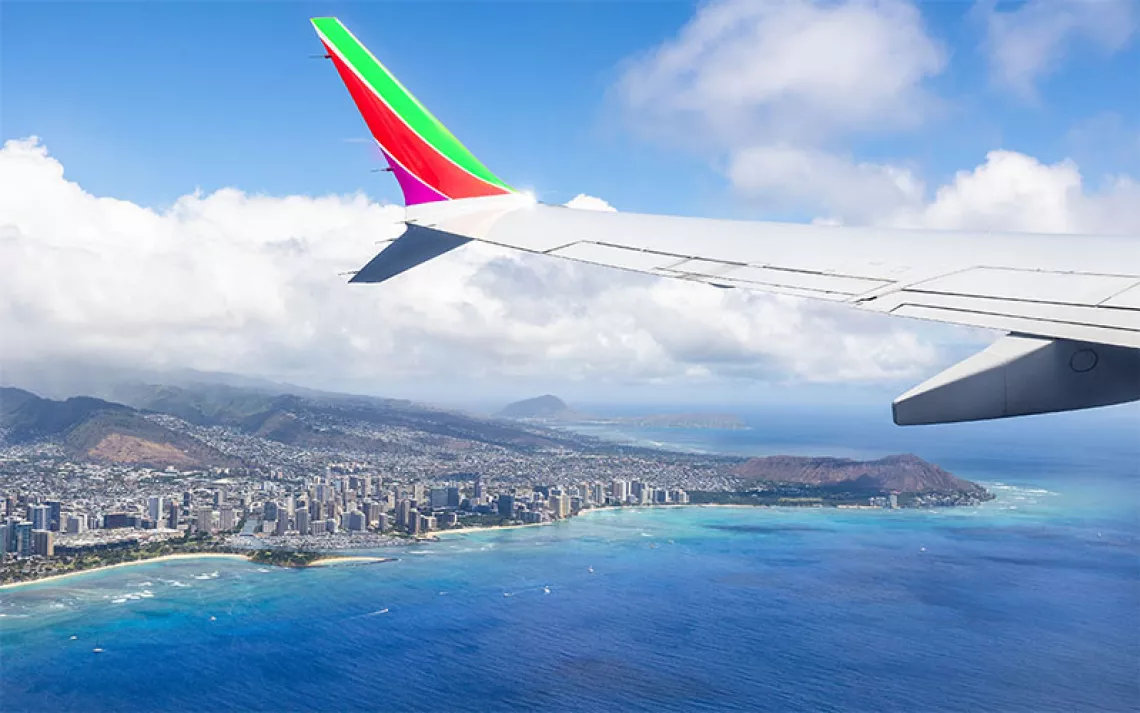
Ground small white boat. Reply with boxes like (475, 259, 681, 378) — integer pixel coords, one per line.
(92, 647, 104, 654)
(209, 616, 217, 621)
(543, 586, 551, 594)
(588, 566, 594, 573)
(502, 592, 512, 597)
(69, 635, 78, 640)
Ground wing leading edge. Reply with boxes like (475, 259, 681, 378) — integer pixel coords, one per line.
(315, 17, 1140, 425)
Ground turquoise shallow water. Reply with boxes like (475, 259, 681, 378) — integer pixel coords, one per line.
(2, 410, 1138, 712)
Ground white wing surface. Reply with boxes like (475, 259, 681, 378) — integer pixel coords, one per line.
(405, 196, 1140, 351)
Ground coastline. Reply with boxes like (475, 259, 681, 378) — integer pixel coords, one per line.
(0, 553, 249, 591)
(2, 503, 919, 588)
(308, 555, 394, 566)
(0, 552, 398, 590)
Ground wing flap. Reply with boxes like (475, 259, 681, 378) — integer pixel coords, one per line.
(906, 267, 1138, 306)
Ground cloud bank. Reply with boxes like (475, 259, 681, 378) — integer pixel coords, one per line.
(1, 137, 940, 396)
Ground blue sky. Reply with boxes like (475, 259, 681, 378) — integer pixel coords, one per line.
(3, 1, 1136, 216)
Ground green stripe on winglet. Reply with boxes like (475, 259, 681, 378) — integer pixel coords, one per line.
(311, 17, 511, 191)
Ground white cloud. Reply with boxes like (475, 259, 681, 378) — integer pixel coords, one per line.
(617, 0, 946, 147)
(727, 144, 925, 223)
(885, 149, 1140, 235)
(615, 0, 948, 218)
(979, 0, 1138, 97)
(615, 0, 1140, 238)
(0, 138, 940, 396)
(564, 194, 617, 212)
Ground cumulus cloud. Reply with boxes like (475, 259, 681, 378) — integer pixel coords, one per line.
(616, 0, 1140, 236)
(776, 148, 1140, 234)
(616, 0, 948, 216)
(978, 0, 1138, 97)
(617, 0, 946, 147)
(564, 194, 618, 212)
(0, 138, 940, 395)
(885, 150, 1140, 234)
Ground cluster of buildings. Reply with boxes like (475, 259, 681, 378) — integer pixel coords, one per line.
(1, 470, 690, 561)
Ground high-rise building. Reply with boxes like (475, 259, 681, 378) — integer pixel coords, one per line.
(148, 496, 165, 524)
(406, 509, 420, 534)
(166, 502, 180, 530)
(218, 506, 237, 532)
(182, 491, 193, 508)
(263, 501, 279, 522)
(45, 501, 62, 531)
(889, 493, 899, 509)
(430, 488, 449, 510)
(497, 495, 516, 518)
(591, 483, 606, 505)
(347, 510, 366, 532)
(611, 480, 629, 503)
(32, 529, 53, 557)
(549, 494, 571, 519)
(14, 522, 33, 557)
(473, 477, 485, 502)
(638, 487, 653, 506)
(295, 507, 311, 535)
(412, 513, 435, 535)
(377, 513, 390, 532)
(446, 487, 460, 508)
(196, 507, 215, 534)
(103, 513, 137, 529)
(30, 504, 50, 531)
(275, 513, 289, 536)
(396, 499, 415, 529)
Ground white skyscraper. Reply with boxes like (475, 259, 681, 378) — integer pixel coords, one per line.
(148, 496, 165, 524)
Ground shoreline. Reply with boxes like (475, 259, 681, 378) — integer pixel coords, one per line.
(308, 555, 394, 566)
(0, 553, 249, 591)
(1, 502, 954, 588)
(0, 552, 399, 591)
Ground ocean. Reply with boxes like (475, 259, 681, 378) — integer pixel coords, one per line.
(2, 407, 1138, 712)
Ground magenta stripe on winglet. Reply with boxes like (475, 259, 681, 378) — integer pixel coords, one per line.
(382, 149, 448, 205)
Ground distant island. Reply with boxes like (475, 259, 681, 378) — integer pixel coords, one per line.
(496, 395, 746, 430)
(496, 394, 581, 421)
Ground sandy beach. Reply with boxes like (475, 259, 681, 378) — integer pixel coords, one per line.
(0, 553, 249, 591)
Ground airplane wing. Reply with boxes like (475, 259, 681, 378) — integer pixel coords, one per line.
(311, 17, 1140, 426)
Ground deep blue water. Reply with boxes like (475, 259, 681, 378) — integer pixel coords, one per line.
(2, 410, 1138, 712)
